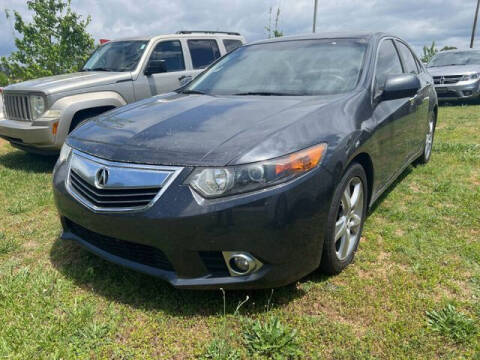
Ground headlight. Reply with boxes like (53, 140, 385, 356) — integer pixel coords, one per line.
(30, 95, 46, 120)
(58, 143, 72, 164)
(187, 143, 327, 198)
(462, 73, 479, 81)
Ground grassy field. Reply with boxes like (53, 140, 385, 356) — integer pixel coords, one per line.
(0, 104, 479, 359)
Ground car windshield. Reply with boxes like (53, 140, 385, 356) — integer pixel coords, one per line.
(184, 39, 368, 96)
(82, 40, 149, 72)
(428, 51, 480, 67)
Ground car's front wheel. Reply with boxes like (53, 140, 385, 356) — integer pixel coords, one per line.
(321, 163, 368, 275)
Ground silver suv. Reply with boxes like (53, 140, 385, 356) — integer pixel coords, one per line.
(0, 31, 245, 154)
(427, 49, 480, 101)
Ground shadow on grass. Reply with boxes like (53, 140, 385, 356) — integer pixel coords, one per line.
(0, 149, 57, 173)
(368, 165, 413, 215)
(50, 237, 314, 317)
(438, 98, 480, 107)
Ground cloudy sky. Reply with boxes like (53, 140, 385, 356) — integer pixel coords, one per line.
(0, 0, 479, 58)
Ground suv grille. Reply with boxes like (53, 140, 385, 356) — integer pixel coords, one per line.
(3, 94, 32, 121)
(433, 75, 463, 85)
(66, 219, 174, 271)
(70, 169, 161, 209)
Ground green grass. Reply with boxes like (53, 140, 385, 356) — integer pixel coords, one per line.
(0, 103, 479, 359)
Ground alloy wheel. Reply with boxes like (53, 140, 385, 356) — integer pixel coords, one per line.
(424, 115, 435, 159)
(334, 176, 364, 261)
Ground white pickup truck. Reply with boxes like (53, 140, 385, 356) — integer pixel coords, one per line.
(0, 31, 245, 154)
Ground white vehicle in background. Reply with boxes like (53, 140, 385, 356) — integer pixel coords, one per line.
(0, 31, 245, 154)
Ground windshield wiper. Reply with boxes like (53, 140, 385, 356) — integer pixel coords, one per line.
(233, 91, 298, 96)
(88, 67, 114, 72)
(181, 89, 207, 95)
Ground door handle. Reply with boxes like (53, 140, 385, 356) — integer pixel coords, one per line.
(178, 75, 193, 86)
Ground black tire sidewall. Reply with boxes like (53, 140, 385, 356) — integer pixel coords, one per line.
(321, 162, 368, 274)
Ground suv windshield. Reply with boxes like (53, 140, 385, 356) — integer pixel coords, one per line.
(184, 39, 368, 96)
(428, 51, 480, 67)
(82, 40, 149, 72)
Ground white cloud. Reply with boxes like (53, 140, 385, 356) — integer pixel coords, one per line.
(0, 0, 479, 58)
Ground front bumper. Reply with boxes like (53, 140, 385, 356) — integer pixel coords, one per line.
(434, 79, 480, 100)
(0, 117, 60, 153)
(53, 154, 334, 289)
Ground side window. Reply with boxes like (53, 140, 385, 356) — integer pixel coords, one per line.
(223, 39, 243, 53)
(396, 41, 418, 74)
(149, 40, 185, 73)
(188, 39, 221, 69)
(375, 39, 403, 91)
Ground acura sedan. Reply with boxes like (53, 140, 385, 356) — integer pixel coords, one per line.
(53, 33, 437, 289)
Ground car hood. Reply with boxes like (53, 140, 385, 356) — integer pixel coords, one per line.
(68, 92, 352, 167)
(427, 64, 480, 76)
(4, 71, 132, 95)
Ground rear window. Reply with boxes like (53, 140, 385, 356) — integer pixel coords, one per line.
(223, 39, 243, 53)
(188, 39, 221, 69)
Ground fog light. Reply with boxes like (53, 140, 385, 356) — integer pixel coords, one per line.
(463, 90, 473, 96)
(223, 251, 263, 276)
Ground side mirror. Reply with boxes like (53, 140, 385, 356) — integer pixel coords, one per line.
(381, 74, 421, 101)
(144, 60, 166, 76)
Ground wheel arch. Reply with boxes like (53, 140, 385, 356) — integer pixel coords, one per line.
(349, 152, 374, 207)
(51, 91, 127, 146)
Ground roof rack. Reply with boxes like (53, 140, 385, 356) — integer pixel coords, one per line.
(176, 30, 241, 36)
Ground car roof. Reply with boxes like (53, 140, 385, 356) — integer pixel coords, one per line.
(108, 32, 245, 43)
(249, 32, 389, 45)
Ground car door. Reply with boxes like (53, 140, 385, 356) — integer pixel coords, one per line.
(133, 40, 187, 100)
(371, 39, 412, 188)
(395, 40, 428, 157)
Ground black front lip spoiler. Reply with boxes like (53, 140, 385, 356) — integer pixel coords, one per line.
(61, 229, 271, 290)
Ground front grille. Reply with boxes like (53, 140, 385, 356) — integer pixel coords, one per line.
(199, 251, 229, 277)
(433, 75, 463, 85)
(437, 90, 458, 98)
(3, 94, 32, 121)
(66, 219, 174, 271)
(69, 169, 161, 209)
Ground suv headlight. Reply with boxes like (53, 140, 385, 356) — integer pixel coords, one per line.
(187, 143, 327, 198)
(30, 95, 46, 120)
(462, 73, 479, 81)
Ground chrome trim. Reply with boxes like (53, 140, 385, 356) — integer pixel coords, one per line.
(222, 251, 263, 277)
(66, 150, 183, 213)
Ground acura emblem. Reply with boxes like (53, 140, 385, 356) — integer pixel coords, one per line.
(439, 76, 445, 84)
(95, 167, 109, 188)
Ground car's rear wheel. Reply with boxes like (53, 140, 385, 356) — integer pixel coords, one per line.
(321, 163, 368, 275)
(416, 112, 436, 164)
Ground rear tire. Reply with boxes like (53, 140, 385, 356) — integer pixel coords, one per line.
(416, 112, 436, 165)
(321, 163, 368, 275)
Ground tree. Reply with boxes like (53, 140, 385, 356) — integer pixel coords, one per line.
(421, 41, 438, 64)
(440, 46, 457, 51)
(265, 6, 283, 38)
(1, 0, 94, 82)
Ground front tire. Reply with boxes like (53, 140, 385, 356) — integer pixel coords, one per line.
(321, 163, 368, 275)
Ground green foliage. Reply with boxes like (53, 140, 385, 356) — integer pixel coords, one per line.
(426, 304, 477, 343)
(201, 339, 242, 360)
(0, 72, 8, 86)
(266, 6, 283, 38)
(421, 41, 438, 63)
(1, 0, 94, 82)
(243, 316, 303, 359)
(421, 42, 458, 63)
(440, 46, 457, 51)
